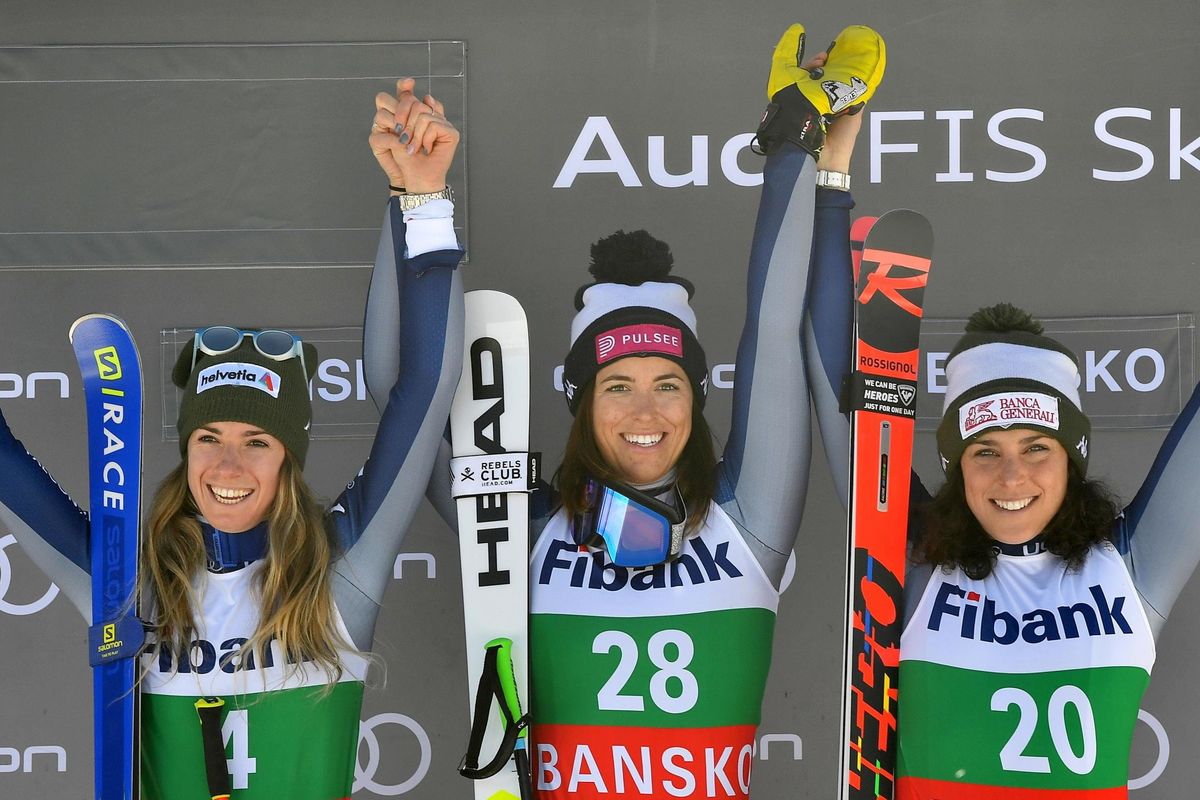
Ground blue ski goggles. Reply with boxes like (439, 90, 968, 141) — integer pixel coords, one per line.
(571, 479, 686, 567)
(191, 326, 308, 379)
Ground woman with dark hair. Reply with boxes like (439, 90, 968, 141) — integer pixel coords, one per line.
(0, 79, 463, 799)
(407, 22, 889, 798)
(864, 303, 1200, 798)
(523, 23, 891, 798)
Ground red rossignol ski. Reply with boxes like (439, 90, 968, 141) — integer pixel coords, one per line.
(839, 210, 933, 800)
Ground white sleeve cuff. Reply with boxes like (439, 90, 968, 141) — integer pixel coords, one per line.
(403, 199, 459, 257)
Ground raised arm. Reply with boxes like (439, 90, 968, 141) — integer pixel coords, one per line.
(328, 80, 465, 649)
(803, 114, 861, 510)
(1114, 381, 1200, 639)
(714, 136, 816, 586)
(718, 25, 883, 587)
(361, 79, 461, 534)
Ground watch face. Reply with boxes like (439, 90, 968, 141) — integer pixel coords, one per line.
(817, 170, 849, 190)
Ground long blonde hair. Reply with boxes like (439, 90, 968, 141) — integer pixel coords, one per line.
(141, 451, 349, 684)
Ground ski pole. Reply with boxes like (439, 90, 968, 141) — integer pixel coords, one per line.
(458, 638, 532, 799)
(194, 697, 232, 800)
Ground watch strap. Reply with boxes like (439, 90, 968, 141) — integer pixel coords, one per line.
(815, 169, 850, 191)
(397, 185, 454, 211)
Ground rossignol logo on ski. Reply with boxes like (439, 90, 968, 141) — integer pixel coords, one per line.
(196, 362, 281, 398)
(858, 248, 931, 317)
(862, 376, 917, 417)
(844, 373, 918, 418)
(959, 391, 1060, 438)
(927, 581, 1133, 644)
(858, 354, 916, 376)
(595, 324, 683, 364)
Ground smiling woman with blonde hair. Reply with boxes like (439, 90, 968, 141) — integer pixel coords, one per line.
(0, 78, 464, 799)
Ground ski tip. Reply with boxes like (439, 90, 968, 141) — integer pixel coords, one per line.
(850, 216, 880, 284)
(864, 208, 935, 255)
(466, 288, 522, 306)
(850, 216, 879, 244)
(876, 208, 933, 232)
(465, 289, 529, 325)
(68, 313, 130, 343)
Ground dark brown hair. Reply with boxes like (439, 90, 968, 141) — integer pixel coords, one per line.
(916, 462, 1119, 579)
(555, 381, 715, 534)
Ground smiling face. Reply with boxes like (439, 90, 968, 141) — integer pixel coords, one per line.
(960, 428, 1069, 545)
(186, 421, 286, 533)
(591, 356, 694, 486)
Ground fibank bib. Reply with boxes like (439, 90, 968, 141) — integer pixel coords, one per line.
(530, 504, 779, 799)
(898, 544, 1154, 799)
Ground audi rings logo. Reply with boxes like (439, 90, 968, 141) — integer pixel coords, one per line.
(1130, 709, 1170, 790)
(0, 534, 59, 615)
(354, 712, 432, 796)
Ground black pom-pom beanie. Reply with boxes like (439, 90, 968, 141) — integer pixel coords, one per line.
(561, 230, 707, 415)
(936, 303, 1091, 476)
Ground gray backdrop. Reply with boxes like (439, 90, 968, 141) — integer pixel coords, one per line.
(2, 1, 1198, 797)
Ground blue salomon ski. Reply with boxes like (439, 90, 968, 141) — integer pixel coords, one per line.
(71, 314, 144, 800)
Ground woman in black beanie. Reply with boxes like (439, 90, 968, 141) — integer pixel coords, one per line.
(890, 304, 1200, 799)
(0, 78, 463, 799)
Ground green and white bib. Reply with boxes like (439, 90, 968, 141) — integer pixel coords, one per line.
(139, 564, 369, 800)
(530, 503, 779, 799)
(897, 543, 1154, 799)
